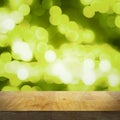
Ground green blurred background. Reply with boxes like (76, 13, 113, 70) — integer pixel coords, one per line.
(0, 0, 120, 91)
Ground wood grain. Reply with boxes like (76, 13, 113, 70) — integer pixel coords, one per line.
(0, 92, 120, 111)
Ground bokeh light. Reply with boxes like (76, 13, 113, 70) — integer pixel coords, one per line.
(0, 0, 120, 91)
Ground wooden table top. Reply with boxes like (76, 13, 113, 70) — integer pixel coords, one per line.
(0, 92, 120, 111)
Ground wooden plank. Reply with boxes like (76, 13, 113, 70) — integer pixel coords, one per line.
(0, 92, 120, 111)
(0, 112, 120, 120)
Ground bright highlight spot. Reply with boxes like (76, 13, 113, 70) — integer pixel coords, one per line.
(3, 18, 15, 30)
(0, 18, 15, 33)
(82, 58, 96, 85)
(4, 61, 20, 73)
(10, 11, 24, 24)
(99, 60, 111, 72)
(83, 58, 94, 69)
(82, 69, 96, 85)
(108, 74, 120, 87)
(12, 39, 33, 61)
(17, 67, 29, 80)
(45, 50, 56, 63)
(51, 61, 72, 84)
